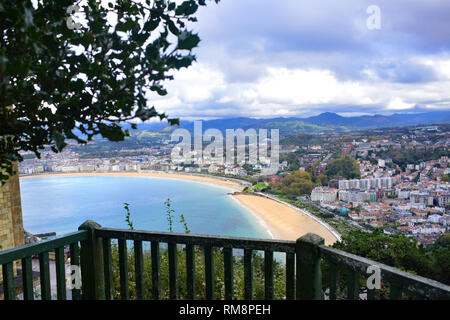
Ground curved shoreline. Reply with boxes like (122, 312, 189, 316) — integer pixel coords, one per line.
(20, 171, 245, 191)
(20, 172, 339, 245)
(256, 192, 341, 243)
(228, 195, 278, 240)
(233, 193, 339, 245)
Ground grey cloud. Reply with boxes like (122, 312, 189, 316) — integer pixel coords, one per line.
(369, 60, 439, 83)
(164, 0, 450, 118)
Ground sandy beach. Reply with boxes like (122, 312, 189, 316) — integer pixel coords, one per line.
(20, 172, 338, 245)
(233, 194, 338, 245)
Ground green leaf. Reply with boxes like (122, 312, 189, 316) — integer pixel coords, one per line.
(97, 123, 125, 141)
(143, 17, 160, 31)
(150, 84, 168, 96)
(52, 130, 67, 151)
(167, 19, 179, 35)
(115, 19, 138, 32)
(177, 31, 200, 50)
(175, 1, 199, 16)
(136, 106, 158, 121)
(168, 118, 180, 126)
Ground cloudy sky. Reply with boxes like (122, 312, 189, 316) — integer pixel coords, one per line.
(150, 0, 450, 120)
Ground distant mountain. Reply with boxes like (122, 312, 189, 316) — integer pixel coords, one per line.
(303, 112, 347, 125)
(299, 111, 450, 128)
(129, 111, 450, 137)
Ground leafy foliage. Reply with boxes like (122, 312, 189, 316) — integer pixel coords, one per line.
(164, 197, 175, 232)
(179, 213, 190, 234)
(110, 243, 287, 300)
(0, 0, 220, 182)
(377, 147, 450, 171)
(325, 155, 360, 179)
(280, 134, 324, 147)
(124, 202, 134, 230)
(270, 171, 315, 196)
(435, 233, 450, 247)
(333, 229, 450, 285)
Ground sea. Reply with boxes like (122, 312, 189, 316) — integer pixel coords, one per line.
(19, 175, 271, 239)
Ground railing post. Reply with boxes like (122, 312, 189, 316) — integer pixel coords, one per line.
(296, 233, 324, 300)
(78, 220, 105, 300)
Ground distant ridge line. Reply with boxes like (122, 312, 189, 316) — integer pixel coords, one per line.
(130, 110, 450, 135)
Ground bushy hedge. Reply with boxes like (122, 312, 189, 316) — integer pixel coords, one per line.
(110, 243, 287, 300)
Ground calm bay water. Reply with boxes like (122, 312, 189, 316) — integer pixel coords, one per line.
(19, 176, 270, 239)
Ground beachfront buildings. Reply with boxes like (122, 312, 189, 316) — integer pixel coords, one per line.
(311, 187, 338, 202)
(338, 177, 398, 191)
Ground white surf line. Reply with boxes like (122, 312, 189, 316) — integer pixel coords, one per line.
(229, 195, 276, 240)
(256, 192, 342, 242)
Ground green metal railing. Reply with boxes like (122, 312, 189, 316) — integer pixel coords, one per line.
(0, 230, 87, 300)
(97, 225, 297, 300)
(320, 244, 450, 300)
(1, 220, 449, 300)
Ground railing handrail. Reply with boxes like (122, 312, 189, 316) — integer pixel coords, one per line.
(97, 226, 450, 299)
(97, 227, 296, 253)
(1, 223, 449, 300)
(0, 230, 88, 265)
(319, 245, 450, 299)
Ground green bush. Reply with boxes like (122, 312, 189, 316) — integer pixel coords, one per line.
(109, 243, 287, 300)
(332, 229, 450, 286)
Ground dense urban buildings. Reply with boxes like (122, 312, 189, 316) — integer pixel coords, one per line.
(19, 124, 450, 245)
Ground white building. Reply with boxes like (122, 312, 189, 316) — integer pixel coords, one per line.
(428, 214, 442, 224)
(338, 190, 370, 203)
(397, 189, 410, 199)
(339, 177, 394, 191)
(311, 187, 338, 202)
